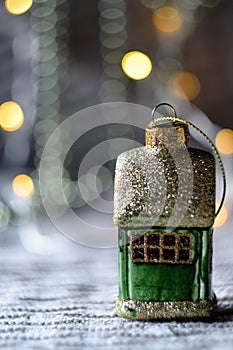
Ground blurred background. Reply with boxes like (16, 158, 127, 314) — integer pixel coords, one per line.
(0, 0, 232, 254)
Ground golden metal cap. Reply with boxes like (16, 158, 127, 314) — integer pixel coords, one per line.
(145, 121, 190, 148)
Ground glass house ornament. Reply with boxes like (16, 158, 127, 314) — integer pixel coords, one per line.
(113, 103, 226, 320)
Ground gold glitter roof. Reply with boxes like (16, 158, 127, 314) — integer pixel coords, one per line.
(114, 145, 215, 228)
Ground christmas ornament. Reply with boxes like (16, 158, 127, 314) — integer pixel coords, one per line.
(113, 103, 226, 320)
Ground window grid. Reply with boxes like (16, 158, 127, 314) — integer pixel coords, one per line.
(130, 231, 193, 264)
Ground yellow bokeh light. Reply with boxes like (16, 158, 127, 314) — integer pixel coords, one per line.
(12, 175, 34, 198)
(171, 72, 201, 100)
(121, 51, 152, 80)
(153, 6, 183, 33)
(5, 0, 33, 15)
(215, 129, 233, 155)
(214, 205, 228, 228)
(0, 101, 24, 132)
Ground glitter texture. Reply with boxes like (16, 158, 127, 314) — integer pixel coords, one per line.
(145, 121, 190, 148)
(115, 297, 217, 320)
(113, 145, 215, 228)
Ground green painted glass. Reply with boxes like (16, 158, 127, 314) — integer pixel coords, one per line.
(118, 228, 213, 302)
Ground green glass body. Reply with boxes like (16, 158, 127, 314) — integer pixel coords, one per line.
(118, 227, 213, 302)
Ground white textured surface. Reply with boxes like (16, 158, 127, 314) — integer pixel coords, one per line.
(0, 225, 232, 350)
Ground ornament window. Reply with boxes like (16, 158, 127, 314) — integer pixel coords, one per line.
(131, 231, 193, 264)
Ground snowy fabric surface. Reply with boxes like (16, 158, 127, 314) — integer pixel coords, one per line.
(0, 226, 232, 350)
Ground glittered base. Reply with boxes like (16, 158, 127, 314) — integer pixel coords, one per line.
(115, 297, 217, 320)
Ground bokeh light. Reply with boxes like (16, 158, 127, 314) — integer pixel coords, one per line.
(214, 204, 228, 228)
(215, 129, 233, 155)
(0, 101, 24, 132)
(171, 71, 201, 100)
(141, 0, 166, 10)
(153, 6, 183, 33)
(5, 0, 33, 15)
(12, 174, 34, 198)
(121, 51, 152, 80)
(198, 0, 220, 8)
(0, 202, 10, 232)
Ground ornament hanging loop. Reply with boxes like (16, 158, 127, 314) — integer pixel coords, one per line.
(152, 102, 177, 122)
